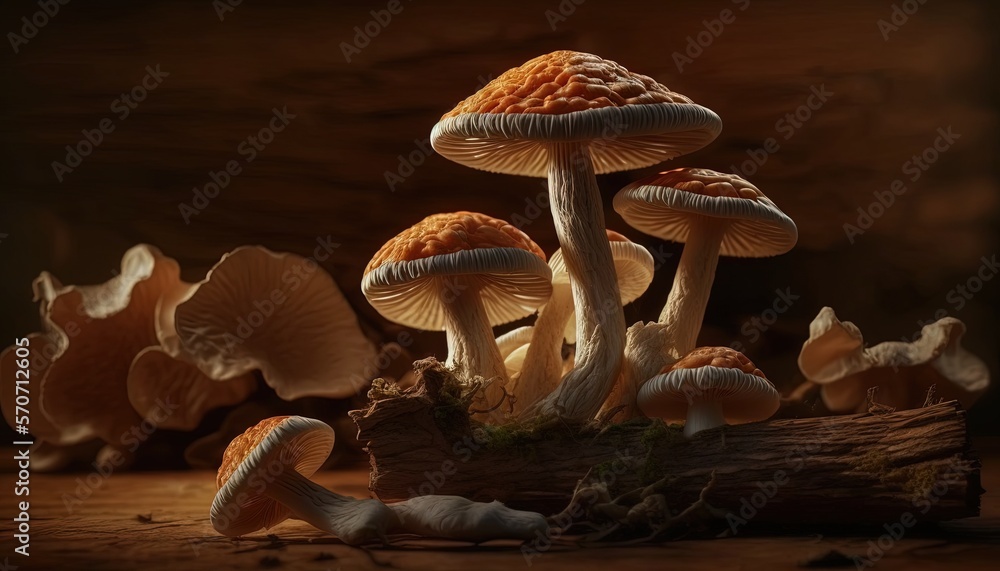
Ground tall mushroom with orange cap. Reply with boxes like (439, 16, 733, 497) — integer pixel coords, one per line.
(362, 212, 551, 421)
(432, 50, 722, 421)
(515, 230, 654, 415)
(613, 168, 796, 414)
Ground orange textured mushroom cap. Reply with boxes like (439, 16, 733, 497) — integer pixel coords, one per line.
(662, 346, 767, 380)
(365, 211, 546, 274)
(614, 168, 797, 257)
(211, 416, 334, 536)
(362, 212, 552, 330)
(441, 50, 692, 117)
(431, 51, 722, 177)
(639, 346, 779, 423)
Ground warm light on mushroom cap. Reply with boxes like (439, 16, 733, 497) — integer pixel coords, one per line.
(431, 51, 722, 177)
(662, 346, 767, 380)
(365, 211, 545, 275)
(614, 170, 797, 257)
(640, 168, 764, 200)
(637, 365, 780, 423)
(212, 416, 335, 535)
(362, 213, 552, 331)
(441, 50, 693, 118)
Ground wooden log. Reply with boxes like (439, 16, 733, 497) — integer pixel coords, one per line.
(350, 360, 982, 524)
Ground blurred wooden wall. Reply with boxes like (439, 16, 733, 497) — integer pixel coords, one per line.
(1, 0, 998, 430)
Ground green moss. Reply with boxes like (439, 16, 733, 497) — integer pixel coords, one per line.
(640, 419, 684, 451)
(854, 450, 891, 479)
(893, 464, 942, 499)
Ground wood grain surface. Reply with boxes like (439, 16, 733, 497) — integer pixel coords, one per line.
(0, 448, 996, 571)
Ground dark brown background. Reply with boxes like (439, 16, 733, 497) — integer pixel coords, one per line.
(1, 0, 997, 433)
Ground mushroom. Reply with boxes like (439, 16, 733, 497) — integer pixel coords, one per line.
(613, 169, 796, 418)
(495, 325, 535, 360)
(432, 50, 722, 421)
(211, 415, 398, 544)
(637, 346, 780, 437)
(362, 212, 551, 421)
(798, 307, 990, 412)
(36, 244, 183, 446)
(126, 347, 257, 431)
(172, 246, 378, 401)
(516, 230, 654, 415)
(388, 496, 548, 541)
(614, 168, 797, 358)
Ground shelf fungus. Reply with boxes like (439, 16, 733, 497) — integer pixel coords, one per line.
(362, 211, 552, 422)
(27, 245, 182, 448)
(637, 346, 780, 437)
(798, 307, 990, 412)
(432, 50, 721, 421)
(172, 245, 378, 401)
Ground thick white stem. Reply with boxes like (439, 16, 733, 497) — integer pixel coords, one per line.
(265, 470, 397, 545)
(683, 400, 727, 437)
(660, 218, 726, 359)
(528, 142, 625, 421)
(514, 283, 574, 414)
(440, 276, 509, 422)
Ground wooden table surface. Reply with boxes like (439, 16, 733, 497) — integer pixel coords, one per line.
(1, 446, 998, 571)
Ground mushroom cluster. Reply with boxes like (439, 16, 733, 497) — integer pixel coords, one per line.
(361, 50, 800, 434)
(1, 244, 379, 469)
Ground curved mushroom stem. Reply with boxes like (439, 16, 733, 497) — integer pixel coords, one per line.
(514, 282, 575, 414)
(660, 218, 727, 359)
(495, 325, 535, 360)
(683, 400, 726, 437)
(388, 495, 549, 541)
(529, 141, 625, 421)
(265, 469, 398, 545)
(439, 276, 509, 422)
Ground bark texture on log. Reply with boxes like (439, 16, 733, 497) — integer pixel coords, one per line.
(351, 360, 982, 524)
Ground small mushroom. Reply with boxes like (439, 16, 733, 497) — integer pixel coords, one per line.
(173, 246, 378, 401)
(798, 307, 990, 412)
(516, 230, 654, 415)
(638, 346, 780, 437)
(432, 50, 722, 421)
(126, 347, 257, 431)
(211, 416, 397, 544)
(388, 496, 548, 541)
(362, 212, 551, 421)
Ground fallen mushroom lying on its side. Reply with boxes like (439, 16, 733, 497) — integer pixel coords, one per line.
(211, 416, 548, 544)
(797, 307, 990, 412)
